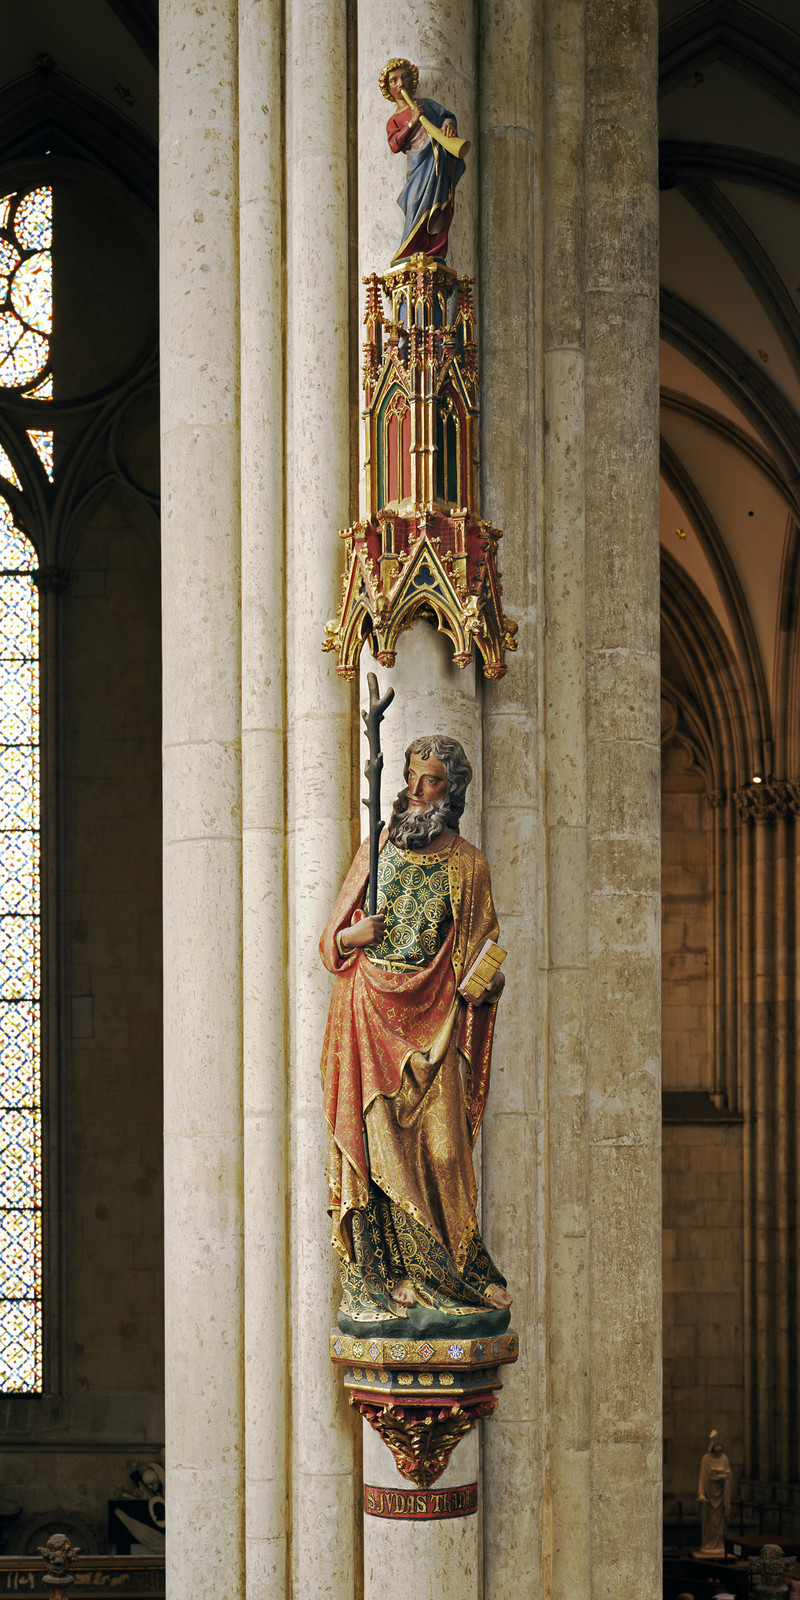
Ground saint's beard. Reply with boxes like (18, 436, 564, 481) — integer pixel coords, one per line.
(387, 790, 452, 849)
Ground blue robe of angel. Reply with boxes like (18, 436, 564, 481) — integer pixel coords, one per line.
(387, 98, 466, 266)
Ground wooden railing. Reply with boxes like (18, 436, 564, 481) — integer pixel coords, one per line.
(0, 1550, 164, 1598)
(666, 1492, 800, 1547)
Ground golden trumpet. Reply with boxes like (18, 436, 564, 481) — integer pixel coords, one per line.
(400, 89, 470, 161)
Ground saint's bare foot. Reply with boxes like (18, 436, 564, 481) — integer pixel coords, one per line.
(390, 1280, 418, 1308)
(487, 1285, 512, 1309)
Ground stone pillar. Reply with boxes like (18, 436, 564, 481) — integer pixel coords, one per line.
(753, 815, 771, 1478)
(285, 0, 356, 1594)
(540, 0, 592, 1592)
(239, 2, 289, 1594)
(350, 6, 484, 1590)
(736, 785, 800, 1487)
(583, 0, 662, 1591)
(478, 0, 544, 1592)
(773, 811, 791, 1484)
(160, 2, 663, 1595)
(481, 0, 661, 1591)
(740, 811, 756, 1476)
(160, 3, 245, 1597)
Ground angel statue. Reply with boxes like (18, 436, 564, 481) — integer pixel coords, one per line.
(379, 56, 468, 266)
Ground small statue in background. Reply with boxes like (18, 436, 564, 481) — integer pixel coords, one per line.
(748, 1543, 796, 1596)
(379, 57, 468, 266)
(698, 1429, 732, 1556)
(39, 1533, 78, 1596)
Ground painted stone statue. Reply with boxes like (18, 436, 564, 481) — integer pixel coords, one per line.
(698, 1429, 732, 1556)
(320, 735, 512, 1335)
(379, 57, 467, 266)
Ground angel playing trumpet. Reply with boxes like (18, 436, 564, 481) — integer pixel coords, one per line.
(379, 56, 468, 266)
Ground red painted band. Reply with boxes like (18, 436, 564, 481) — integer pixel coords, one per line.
(364, 1482, 478, 1521)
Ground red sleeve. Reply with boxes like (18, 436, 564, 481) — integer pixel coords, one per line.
(387, 108, 414, 153)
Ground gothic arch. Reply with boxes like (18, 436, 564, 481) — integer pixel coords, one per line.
(660, 442, 770, 770)
(659, 0, 800, 117)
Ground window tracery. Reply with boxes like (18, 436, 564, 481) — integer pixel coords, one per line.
(0, 187, 51, 392)
(0, 187, 53, 487)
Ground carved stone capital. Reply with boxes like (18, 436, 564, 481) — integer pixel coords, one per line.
(351, 1391, 496, 1488)
(734, 779, 800, 824)
(32, 567, 69, 596)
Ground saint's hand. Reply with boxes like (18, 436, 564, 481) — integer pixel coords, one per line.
(441, 118, 456, 135)
(469, 969, 505, 1006)
(340, 914, 385, 951)
(408, 105, 422, 127)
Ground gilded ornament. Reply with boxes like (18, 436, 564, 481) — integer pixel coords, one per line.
(349, 1393, 497, 1487)
(322, 259, 516, 679)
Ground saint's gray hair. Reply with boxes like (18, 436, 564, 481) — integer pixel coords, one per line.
(403, 735, 472, 826)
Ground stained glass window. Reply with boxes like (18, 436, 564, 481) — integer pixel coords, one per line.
(0, 496, 40, 1392)
(0, 188, 51, 393)
(0, 446, 20, 490)
(26, 433, 53, 483)
(0, 184, 49, 1393)
(22, 375, 52, 402)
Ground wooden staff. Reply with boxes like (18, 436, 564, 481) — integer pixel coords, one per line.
(362, 672, 395, 917)
(400, 88, 470, 160)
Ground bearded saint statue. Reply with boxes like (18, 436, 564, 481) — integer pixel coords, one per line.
(320, 735, 512, 1336)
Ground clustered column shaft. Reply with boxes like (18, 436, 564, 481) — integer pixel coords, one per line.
(479, 0, 544, 1590)
(160, 3, 244, 1597)
(159, 1, 665, 1595)
(584, 0, 662, 1592)
(239, 2, 289, 1594)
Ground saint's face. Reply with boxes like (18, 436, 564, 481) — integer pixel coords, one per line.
(388, 66, 414, 105)
(407, 754, 449, 812)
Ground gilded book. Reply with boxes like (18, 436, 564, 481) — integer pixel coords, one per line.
(458, 938, 507, 1002)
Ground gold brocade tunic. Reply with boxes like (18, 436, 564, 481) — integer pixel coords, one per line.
(366, 840, 453, 970)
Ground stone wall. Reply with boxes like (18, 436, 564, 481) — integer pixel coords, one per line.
(662, 1122, 744, 1509)
(661, 742, 744, 1510)
(661, 742, 711, 1092)
(64, 488, 163, 1402)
